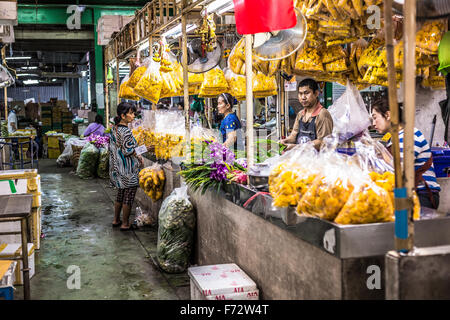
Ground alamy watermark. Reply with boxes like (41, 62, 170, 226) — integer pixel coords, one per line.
(366, 265, 382, 290)
(66, 265, 81, 290)
(66, 5, 83, 30)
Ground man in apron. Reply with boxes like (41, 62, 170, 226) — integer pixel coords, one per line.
(281, 78, 333, 151)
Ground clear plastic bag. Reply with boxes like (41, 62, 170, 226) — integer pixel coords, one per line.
(139, 163, 165, 201)
(328, 80, 371, 143)
(268, 143, 320, 208)
(416, 20, 446, 55)
(118, 75, 141, 101)
(253, 72, 277, 98)
(76, 142, 99, 179)
(199, 66, 229, 98)
(322, 45, 348, 64)
(156, 186, 196, 273)
(294, 46, 324, 72)
(128, 58, 150, 88)
(134, 207, 155, 227)
(56, 137, 80, 167)
(228, 37, 245, 75)
(225, 68, 246, 101)
(134, 60, 163, 104)
(296, 153, 357, 221)
(334, 181, 394, 224)
(96, 147, 109, 179)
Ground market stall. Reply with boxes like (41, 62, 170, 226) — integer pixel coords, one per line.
(102, 0, 450, 299)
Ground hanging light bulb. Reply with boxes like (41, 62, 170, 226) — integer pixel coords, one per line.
(107, 67, 114, 84)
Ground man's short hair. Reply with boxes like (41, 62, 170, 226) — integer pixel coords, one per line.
(297, 78, 319, 92)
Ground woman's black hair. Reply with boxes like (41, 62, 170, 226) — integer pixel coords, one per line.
(219, 93, 234, 109)
(371, 96, 404, 123)
(114, 102, 137, 125)
(95, 115, 103, 125)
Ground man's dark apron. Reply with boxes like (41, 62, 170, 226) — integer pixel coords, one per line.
(296, 115, 317, 144)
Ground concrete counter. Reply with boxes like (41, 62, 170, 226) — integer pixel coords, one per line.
(188, 183, 450, 300)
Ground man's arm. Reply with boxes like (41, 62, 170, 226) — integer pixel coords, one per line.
(282, 112, 301, 144)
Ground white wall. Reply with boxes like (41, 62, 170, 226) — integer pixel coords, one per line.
(398, 83, 447, 147)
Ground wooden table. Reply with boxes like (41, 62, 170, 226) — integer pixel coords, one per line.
(0, 194, 33, 300)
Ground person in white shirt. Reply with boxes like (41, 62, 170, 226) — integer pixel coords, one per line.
(7, 105, 21, 133)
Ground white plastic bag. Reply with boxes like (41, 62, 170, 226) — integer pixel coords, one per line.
(328, 80, 371, 143)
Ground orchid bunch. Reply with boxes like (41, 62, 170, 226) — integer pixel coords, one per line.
(180, 139, 247, 194)
(87, 134, 110, 149)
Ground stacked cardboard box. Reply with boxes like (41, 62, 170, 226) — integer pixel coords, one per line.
(52, 107, 62, 131)
(62, 111, 73, 134)
(40, 104, 52, 133)
(0, 169, 42, 250)
(47, 135, 61, 159)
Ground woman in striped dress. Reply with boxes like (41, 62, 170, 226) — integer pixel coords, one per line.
(371, 99, 441, 210)
(109, 102, 144, 230)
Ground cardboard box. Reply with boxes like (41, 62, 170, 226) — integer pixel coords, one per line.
(188, 264, 259, 300)
(0, 243, 35, 285)
(48, 148, 60, 159)
(0, 1, 18, 25)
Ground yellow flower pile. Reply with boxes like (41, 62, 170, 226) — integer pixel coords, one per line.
(297, 176, 354, 221)
(119, 80, 140, 101)
(134, 64, 163, 104)
(226, 72, 246, 101)
(294, 46, 324, 73)
(334, 183, 394, 224)
(132, 126, 157, 147)
(228, 38, 246, 75)
(369, 171, 421, 220)
(127, 66, 147, 88)
(188, 72, 204, 95)
(269, 164, 318, 208)
(253, 72, 277, 98)
(139, 167, 165, 202)
(154, 134, 185, 160)
(416, 20, 446, 55)
(199, 67, 229, 98)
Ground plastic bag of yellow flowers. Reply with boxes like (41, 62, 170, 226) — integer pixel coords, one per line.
(297, 154, 356, 221)
(199, 67, 229, 98)
(334, 180, 394, 224)
(253, 72, 277, 98)
(225, 68, 246, 101)
(416, 20, 446, 56)
(134, 60, 163, 104)
(228, 38, 245, 75)
(128, 58, 150, 89)
(369, 171, 421, 220)
(118, 76, 141, 101)
(294, 45, 324, 73)
(269, 143, 320, 208)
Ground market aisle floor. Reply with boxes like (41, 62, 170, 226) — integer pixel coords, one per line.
(15, 159, 190, 300)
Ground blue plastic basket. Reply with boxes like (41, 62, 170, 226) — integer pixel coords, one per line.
(431, 148, 450, 178)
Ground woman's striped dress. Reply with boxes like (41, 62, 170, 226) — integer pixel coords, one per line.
(109, 124, 140, 189)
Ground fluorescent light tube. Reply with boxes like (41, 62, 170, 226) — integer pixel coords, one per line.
(23, 79, 40, 85)
(6, 56, 32, 60)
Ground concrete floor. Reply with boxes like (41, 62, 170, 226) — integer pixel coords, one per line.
(15, 159, 190, 300)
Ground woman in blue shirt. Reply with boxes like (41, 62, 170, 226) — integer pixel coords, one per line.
(371, 98, 441, 209)
(218, 93, 242, 150)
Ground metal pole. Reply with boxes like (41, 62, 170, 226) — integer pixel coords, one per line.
(181, 1, 191, 162)
(402, 0, 417, 252)
(265, 97, 268, 124)
(105, 63, 110, 128)
(245, 34, 254, 167)
(276, 74, 281, 141)
(284, 87, 290, 135)
(2, 46, 7, 122)
(116, 58, 120, 105)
